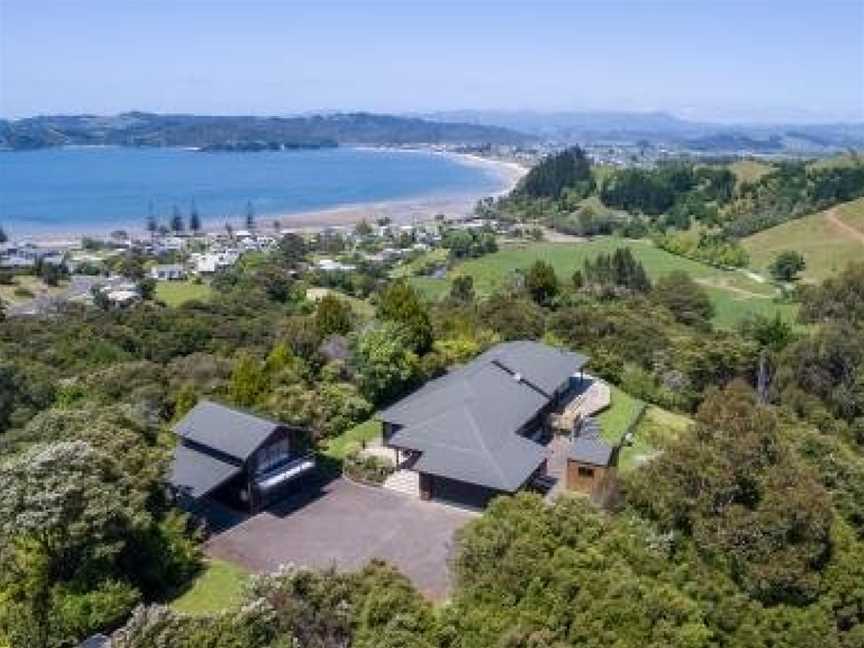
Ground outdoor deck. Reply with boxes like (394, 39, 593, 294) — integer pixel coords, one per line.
(548, 376, 611, 433)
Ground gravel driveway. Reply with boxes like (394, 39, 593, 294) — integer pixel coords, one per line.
(204, 478, 475, 599)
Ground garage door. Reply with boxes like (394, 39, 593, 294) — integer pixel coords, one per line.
(430, 475, 502, 510)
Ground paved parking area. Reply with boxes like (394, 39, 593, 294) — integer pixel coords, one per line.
(204, 478, 476, 599)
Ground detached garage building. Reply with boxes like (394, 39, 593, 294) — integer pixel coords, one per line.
(168, 400, 315, 513)
(380, 341, 589, 509)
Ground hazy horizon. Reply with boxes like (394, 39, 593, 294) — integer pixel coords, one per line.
(1, 0, 862, 124)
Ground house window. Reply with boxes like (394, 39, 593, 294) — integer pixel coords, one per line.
(256, 439, 291, 474)
(577, 466, 595, 478)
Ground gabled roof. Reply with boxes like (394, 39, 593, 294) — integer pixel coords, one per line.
(173, 400, 282, 461)
(169, 444, 242, 499)
(383, 341, 588, 492)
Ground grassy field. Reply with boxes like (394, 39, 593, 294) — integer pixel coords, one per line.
(156, 280, 213, 307)
(170, 559, 249, 615)
(410, 238, 792, 329)
(742, 198, 864, 282)
(728, 159, 773, 186)
(836, 198, 864, 232)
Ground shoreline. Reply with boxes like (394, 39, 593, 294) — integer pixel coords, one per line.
(7, 148, 528, 245)
(266, 150, 526, 233)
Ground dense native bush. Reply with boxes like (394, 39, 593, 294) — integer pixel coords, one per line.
(654, 229, 750, 267)
(652, 270, 715, 329)
(581, 247, 652, 295)
(0, 439, 200, 645)
(775, 263, 864, 429)
(515, 146, 594, 199)
(624, 382, 833, 605)
(375, 281, 434, 354)
(722, 160, 864, 237)
(351, 321, 422, 405)
(478, 293, 546, 341)
(112, 563, 436, 648)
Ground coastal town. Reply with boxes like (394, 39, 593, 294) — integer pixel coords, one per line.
(0, 210, 517, 317)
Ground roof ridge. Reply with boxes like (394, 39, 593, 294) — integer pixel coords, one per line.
(489, 358, 552, 400)
(463, 404, 509, 487)
(197, 398, 283, 428)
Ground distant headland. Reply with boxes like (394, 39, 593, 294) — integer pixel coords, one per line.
(0, 111, 534, 152)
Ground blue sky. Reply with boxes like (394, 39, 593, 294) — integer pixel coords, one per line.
(1, 0, 862, 122)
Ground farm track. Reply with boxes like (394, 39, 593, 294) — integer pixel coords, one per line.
(825, 207, 864, 245)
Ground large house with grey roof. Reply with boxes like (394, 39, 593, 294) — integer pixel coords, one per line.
(168, 400, 315, 513)
(380, 341, 592, 508)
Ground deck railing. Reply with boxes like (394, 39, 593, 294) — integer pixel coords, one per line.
(254, 451, 316, 491)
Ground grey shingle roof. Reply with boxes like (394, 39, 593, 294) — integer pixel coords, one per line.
(169, 444, 242, 498)
(567, 436, 613, 466)
(383, 341, 588, 492)
(173, 400, 281, 460)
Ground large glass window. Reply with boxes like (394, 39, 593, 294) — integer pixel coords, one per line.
(256, 438, 291, 474)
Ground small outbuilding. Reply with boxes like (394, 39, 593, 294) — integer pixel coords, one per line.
(565, 417, 617, 497)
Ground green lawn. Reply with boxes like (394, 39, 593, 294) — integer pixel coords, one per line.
(742, 198, 864, 283)
(591, 382, 691, 472)
(321, 418, 381, 461)
(620, 405, 692, 471)
(170, 559, 249, 615)
(596, 384, 643, 446)
(412, 238, 789, 329)
(156, 280, 213, 307)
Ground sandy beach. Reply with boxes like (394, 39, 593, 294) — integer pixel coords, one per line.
(271, 151, 527, 233)
(20, 151, 528, 245)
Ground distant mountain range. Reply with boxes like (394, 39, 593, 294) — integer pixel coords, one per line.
(0, 112, 533, 151)
(423, 110, 864, 152)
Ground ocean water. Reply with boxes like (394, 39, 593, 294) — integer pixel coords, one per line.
(0, 146, 506, 236)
